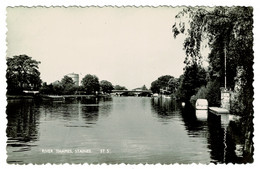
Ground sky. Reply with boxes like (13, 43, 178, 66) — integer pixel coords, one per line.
(6, 7, 187, 90)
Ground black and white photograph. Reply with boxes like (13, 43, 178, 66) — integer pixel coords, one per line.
(0, 1, 258, 168)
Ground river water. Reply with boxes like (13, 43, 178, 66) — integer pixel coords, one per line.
(6, 96, 247, 164)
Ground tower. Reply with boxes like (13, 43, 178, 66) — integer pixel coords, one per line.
(66, 73, 79, 86)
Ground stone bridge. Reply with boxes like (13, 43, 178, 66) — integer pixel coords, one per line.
(111, 90, 152, 97)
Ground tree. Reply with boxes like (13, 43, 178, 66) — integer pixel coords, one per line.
(6, 55, 42, 94)
(61, 75, 76, 94)
(168, 77, 179, 93)
(81, 74, 100, 94)
(141, 85, 148, 90)
(177, 64, 207, 101)
(100, 80, 114, 93)
(173, 7, 253, 90)
(52, 82, 63, 95)
(61, 75, 74, 86)
(150, 75, 174, 93)
(173, 6, 253, 111)
(173, 6, 253, 160)
(39, 82, 53, 94)
(114, 85, 127, 90)
(150, 80, 160, 94)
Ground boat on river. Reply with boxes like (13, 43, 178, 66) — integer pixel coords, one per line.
(41, 95, 65, 101)
(195, 99, 208, 110)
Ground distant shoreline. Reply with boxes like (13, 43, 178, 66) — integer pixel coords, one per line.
(6, 95, 34, 100)
(6, 94, 111, 101)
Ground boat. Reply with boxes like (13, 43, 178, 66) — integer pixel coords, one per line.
(195, 99, 208, 110)
(42, 95, 65, 101)
(152, 93, 159, 97)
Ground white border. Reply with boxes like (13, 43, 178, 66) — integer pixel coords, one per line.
(0, 1, 259, 169)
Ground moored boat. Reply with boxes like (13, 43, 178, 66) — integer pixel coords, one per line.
(195, 99, 208, 110)
(41, 95, 65, 101)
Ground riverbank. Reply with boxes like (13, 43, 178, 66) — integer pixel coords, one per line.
(6, 95, 34, 100)
(7, 94, 111, 101)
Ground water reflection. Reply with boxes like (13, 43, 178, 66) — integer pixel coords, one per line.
(181, 103, 246, 163)
(98, 97, 113, 118)
(196, 110, 208, 121)
(39, 98, 113, 125)
(180, 103, 209, 140)
(207, 112, 246, 163)
(6, 97, 250, 164)
(6, 98, 113, 164)
(40, 100, 80, 121)
(81, 99, 99, 123)
(154, 98, 246, 164)
(80, 97, 113, 122)
(151, 97, 177, 120)
(6, 100, 40, 151)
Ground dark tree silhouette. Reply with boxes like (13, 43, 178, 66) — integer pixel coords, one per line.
(81, 74, 100, 94)
(7, 55, 42, 94)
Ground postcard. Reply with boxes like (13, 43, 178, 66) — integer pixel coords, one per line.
(1, 2, 258, 168)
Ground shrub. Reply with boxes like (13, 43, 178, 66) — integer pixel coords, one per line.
(190, 80, 221, 107)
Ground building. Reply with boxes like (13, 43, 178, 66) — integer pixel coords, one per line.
(66, 73, 79, 86)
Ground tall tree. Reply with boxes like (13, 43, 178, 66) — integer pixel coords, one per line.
(150, 75, 174, 93)
(39, 82, 53, 94)
(173, 7, 253, 90)
(173, 6, 253, 160)
(81, 74, 100, 94)
(178, 64, 207, 101)
(173, 6, 253, 110)
(61, 75, 74, 86)
(168, 77, 180, 93)
(61, 75, 75, 94)
(6, 55, 42, 94)
(100, 80, 114, 93)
